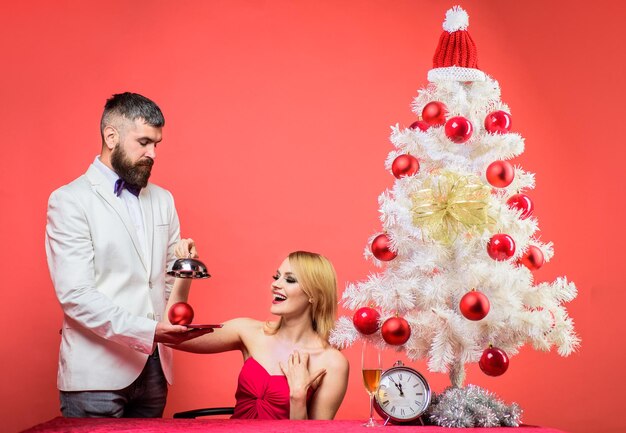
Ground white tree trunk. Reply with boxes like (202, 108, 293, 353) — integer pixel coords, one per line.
(449, 362, 465, 388)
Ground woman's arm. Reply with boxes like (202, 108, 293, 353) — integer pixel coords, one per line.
(168, 317, 257, 354)
(163, 238, 249, 353)
(307, 350, 350, 420)
(164, 273, 257, 353)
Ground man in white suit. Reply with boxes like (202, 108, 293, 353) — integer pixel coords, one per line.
(45, 92, 211, 417)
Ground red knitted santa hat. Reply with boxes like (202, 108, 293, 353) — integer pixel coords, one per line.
(427, 6, 486, 82)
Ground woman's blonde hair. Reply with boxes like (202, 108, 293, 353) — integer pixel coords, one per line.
(265, 251, 338, 342)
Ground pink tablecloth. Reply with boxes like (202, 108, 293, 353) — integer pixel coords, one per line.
(20, 418, 571, 433)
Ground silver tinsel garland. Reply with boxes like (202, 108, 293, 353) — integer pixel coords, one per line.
(426, 385, 522, 428)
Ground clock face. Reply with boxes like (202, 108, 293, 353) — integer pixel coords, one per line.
(375, 367, 431, 421)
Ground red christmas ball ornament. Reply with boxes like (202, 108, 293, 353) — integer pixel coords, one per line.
(168, 302, 194, 325)
(445, 116, 473, 143)
(487, 234, 516, 261)
(506, 193, 534, 219)
(459, 290, 490, 321)
(381, 316, 411, 345)
(479, 346, 509, 376)
(484, 111, 512, 134)
(371, 233, 397, 261)
(421, 101, 448, 126)
(486, 160, 515, 188)
(353, 307, 381, 335)
(409, 120, 430, 131)
(392, 154, 420, 178)
(519, 245, 545, 270)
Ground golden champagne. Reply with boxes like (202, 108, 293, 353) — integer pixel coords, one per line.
(362, 369, 382, 394)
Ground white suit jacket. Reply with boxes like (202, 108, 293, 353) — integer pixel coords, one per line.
(45, 163, 180, 391)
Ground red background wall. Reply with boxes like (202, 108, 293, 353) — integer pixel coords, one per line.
(1, 1, 624, 432)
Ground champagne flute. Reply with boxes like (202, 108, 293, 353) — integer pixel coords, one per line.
(362, 341, 382, 427)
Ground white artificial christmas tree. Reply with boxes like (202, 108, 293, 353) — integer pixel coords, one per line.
(330, 6, 580, 427)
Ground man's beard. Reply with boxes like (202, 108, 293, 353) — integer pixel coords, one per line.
(110, 144, 153, 188)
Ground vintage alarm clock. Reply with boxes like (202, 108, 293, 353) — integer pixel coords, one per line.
(374, 360, 432, 424)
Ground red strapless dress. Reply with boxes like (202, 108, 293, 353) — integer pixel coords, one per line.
(232, 357, 311, 419)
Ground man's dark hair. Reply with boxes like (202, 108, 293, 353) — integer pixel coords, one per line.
(100, 92, 165, 139)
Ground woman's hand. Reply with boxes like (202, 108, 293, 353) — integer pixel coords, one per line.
(279, 351, 326, 401)
(175, 238, 198, 259)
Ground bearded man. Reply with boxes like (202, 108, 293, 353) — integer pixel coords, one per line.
(45, 92, 211, 417)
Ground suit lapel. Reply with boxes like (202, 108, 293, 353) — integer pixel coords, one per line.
(139, 188, 154, 278)
(86, 166, 149, 273)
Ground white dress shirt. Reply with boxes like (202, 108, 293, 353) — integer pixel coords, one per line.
(93, 156, 148, 260)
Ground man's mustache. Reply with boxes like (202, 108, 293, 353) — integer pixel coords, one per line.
(135, 158, 154, 167)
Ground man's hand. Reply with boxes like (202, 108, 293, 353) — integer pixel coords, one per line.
(175, 238, 198, 259)
(154, 321, 212, 345)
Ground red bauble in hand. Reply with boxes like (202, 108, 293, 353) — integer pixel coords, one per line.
(168, 302, 194, 325)
(392, 154, 420, 178)
(381, 316, 411, 345)
(353, 307, 380, 335)
(484, 111, 512, 134)
(421, 101, 448, 126)
(371, 233, 397, 261)
(507, 193, 534, 219)
(409, 120, 430, 131)
(486, 160, 515, 188)
(519, 245, 545, 270)
(487, 234, 516, 260)
(479, 346, 509, 376)
(459, 290, 490, 321)
(445, 116, 473, 143)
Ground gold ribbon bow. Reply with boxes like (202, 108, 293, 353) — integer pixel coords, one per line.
(411, 171, 492, 244)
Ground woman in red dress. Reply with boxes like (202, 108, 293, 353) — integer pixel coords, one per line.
(168, 239, 349, 420)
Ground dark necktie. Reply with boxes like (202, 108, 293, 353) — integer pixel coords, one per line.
(114, 178, 141, 197)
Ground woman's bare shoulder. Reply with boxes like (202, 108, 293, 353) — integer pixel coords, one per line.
(320, 346, 349, 372)
(226, 318, 282, 342)
(223, 317, 265, 331)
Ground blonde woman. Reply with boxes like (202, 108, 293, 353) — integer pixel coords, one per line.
(168, 239, 349, 420)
